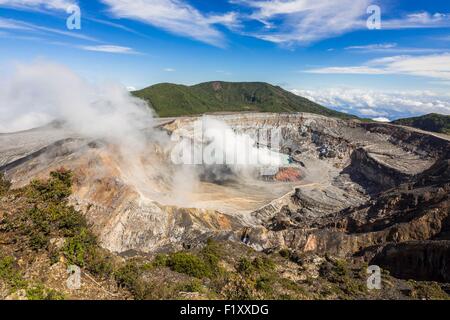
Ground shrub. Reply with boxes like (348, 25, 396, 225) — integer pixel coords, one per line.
(0, 173, 11, 196)
(333, 259, 349, 277)
(28, 168, 72, 201)
(255, 275, 274, 293)
(153, 242, 222, 279)
(152, 254, 169, 267)
(0, 256, 27, 289)
(237, 256, 275, 275)
(200, 239, 222, 276)
(114, 261, 149, 300)
(84, 248, 115, 279)
(279, 249, 290, 259)
(63, 227, 97, 267)
(408, 280, 449, 300)
(237, 257, 254, 275)
(26, 284, 65, 300)
(166, 252, 212, 279)
(180, 279, 204, 293)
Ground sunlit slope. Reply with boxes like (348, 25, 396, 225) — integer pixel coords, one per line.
(133, 81, 356, 119)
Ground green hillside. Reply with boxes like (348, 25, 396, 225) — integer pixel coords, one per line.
(132, 81, 355, 119)
(392, 113, 450, 134)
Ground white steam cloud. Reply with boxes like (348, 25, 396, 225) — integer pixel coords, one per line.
(0, 61, 154, 147)
(171, 116, 288, 169)
(0, 61, 290, 210)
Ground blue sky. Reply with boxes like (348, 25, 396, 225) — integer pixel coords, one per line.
(0, 0, 450, 120)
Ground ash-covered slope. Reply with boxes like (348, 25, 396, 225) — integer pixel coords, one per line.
(1, 113, 449, 284)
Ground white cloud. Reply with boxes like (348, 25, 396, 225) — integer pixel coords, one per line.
(346, 43, 398, 50)
(307, 66, 388, 75)
(235, 0, 369, 44)
(79, 45, 138, 54)
(0, 17, 98, 42)
(232, 1, 450, 45)
(164, 68, 176, 72)
(293, 88, 450, 119)
(0, 0, 76, 11)
(382, 12, 450, 29)
(100, 0, 239, 47)
(344, 43, 443, 54)
(0, 18, 33, 30)
(3, 1, 450, 48)
(306, 53, 450, 80)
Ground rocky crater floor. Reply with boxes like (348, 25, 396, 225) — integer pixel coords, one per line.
(0, 112, 449, 298)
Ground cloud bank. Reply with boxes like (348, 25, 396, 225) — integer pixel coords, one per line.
(293, 88, 450, 120)
(100, 0, 239, 47)
(306, 53, 450, 80)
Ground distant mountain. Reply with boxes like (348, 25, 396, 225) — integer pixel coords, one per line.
(132, 81, 356, 119)
(392, 113, 450, 134)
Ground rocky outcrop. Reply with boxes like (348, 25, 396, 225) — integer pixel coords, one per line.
(371, 241, 450, 282)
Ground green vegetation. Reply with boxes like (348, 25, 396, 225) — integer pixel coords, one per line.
(0, 173, 11, 196)
(1, 171, 448, 300)
(26, 284, 65, 300)
(317, 258, 368, 299)
(407, 280, 450, 300)
(0, 255, 65, 299)
(224, 255, 303, 300)
(164, 252, 213, 278)
(236, 256, 275, 275)
(154, 239, 223, 279)
(0, 255, 27, 290)
(1, 168, 114, 279)
(392, 113, 450, 134)
(133, 81, 356, 119)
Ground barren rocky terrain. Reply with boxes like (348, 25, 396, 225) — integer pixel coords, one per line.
(0, 112, 449, 299)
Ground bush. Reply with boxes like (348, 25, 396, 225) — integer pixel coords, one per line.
(237, 257, 254, 275)
(408, 280, 449, 300)
(28, 168, 72, 201)
(153, 241, 223, 279)
(180, 279, 204, 293)
(279, 249, 290, 259)
(114, 261, 150, 300)
(166, 252, 212, 279)
(63, 227, 97, 267)
(237, 256, 275, 275)
(200, 239, 222, 276)
(255, 275, 274, 293)
(26, 284, 65, 300)
(0, 256, 27, 289)
(0, 173, 11, 196)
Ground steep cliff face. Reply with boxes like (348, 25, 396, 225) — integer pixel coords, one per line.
(1, 113, 449, 283)
(371, 241, 450, 282)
